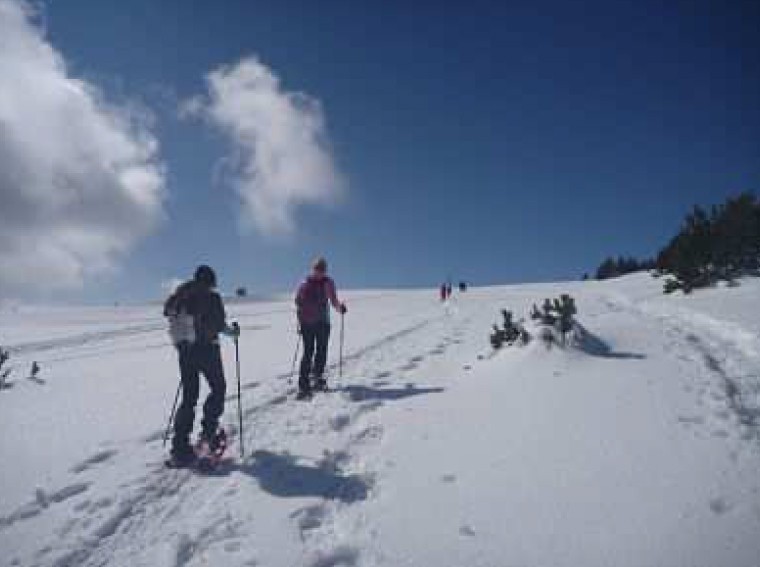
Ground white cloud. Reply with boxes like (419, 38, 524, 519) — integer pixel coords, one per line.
(185, 56, 345, 235)
(0, 0, 166, 296)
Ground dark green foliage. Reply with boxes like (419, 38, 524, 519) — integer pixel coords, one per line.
(656, 192, 760, 292)
(0, 347, 11, 389)
(595, 256, 653, 280)
(537, 294, 578, 346)
(540, 299, 556, 325)
(554, 294, 577, 339)
(490, 325, 506, 349)
(530, 304, 542, 320)
(663, 278, 681, 294)
(489, 309, 529, 349)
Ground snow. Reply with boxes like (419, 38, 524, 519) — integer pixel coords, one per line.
(1, 274, 759, 567)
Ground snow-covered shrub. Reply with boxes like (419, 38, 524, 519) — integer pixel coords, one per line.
(530, 304, 542, 321)
(489, 310, 530, 349)
(534, 294, 578, 347)
(0, 347, 11, 389)
(663, 278, 681, 294)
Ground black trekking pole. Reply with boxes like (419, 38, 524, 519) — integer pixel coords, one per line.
(163, 379, 182, 448)
(289, 328, 301, 383)
(339, 312, 345, 378)
(233, 323, 244, 459)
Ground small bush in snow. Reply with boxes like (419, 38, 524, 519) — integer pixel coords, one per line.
(489, 310, 530, 349)
(535, 294, 578, 347)
(0, 347, 12, 390)
(530, 303, 542, 321)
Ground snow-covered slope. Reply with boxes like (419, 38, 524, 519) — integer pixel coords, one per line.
(1, 275, 759, 567)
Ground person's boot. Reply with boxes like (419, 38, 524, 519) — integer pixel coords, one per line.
(296, 387, 313, 400)
(166, 443, 196, 468)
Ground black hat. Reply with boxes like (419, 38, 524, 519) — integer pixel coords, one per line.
(194, 265, 217, 287)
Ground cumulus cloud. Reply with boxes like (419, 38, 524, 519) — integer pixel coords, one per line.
(184, 56, 345, 235)
(0, 0, 165, 296)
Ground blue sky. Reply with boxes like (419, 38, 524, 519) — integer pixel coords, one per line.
(2, 0, 758, 302)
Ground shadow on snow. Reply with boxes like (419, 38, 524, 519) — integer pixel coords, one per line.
(338, 383, 445, 403)
(218, 450, 371, 503)
(245, 450, 370, 502)
(573, 323, 646, 360)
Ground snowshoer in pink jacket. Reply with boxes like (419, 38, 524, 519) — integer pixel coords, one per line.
(295, 257, 346, 399)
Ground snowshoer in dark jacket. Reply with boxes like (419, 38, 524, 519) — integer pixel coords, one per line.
(164, 265, 238, 466)
(295, 257, 346, 399)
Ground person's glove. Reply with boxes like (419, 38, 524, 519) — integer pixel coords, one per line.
(224, 322, 240, 338)
(339, 303, 347, 315)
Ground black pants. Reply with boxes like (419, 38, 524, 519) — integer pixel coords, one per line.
(299, 322, 331, 391)
(172, 342, 226, 454)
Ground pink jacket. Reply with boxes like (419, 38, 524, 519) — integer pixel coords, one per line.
(295, 275, 342, 325)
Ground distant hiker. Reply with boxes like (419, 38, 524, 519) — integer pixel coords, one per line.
(459, 281, 467, 292)
(163, 265, 239, 467)
(440, 283, 447, 301)
(295, 257, 347, 399)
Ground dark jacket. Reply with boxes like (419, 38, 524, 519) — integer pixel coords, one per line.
(164, 280, 226, 344)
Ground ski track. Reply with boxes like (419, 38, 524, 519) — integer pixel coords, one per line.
(4, 305, 466, 567)
(602, 292, 760, 445)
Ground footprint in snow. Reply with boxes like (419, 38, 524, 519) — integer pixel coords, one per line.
(714, 409, 730, 420)
(0, 482, 91, 529)
(70, 449, 118, 473)
(351, 425, 384, 445)
(709, 497, 732, 515)
(224, 541, 242, 553)
(677, 415, 705, 425)
(142, 430, 165, 444)
(459, 524, 476, 537)
(441, 474, 457, 483)
(307, 545, 360, 567)
(291, 504, 327, 537)
(357, 400, 383, 414)
(329, 414, 352, 432)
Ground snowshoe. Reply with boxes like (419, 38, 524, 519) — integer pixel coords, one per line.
(312, 378, 328, 392)
(194, 428, 227, 472)
(165, 451, 197, 469)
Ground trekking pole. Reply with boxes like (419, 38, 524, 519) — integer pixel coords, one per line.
(290, 328, 301, 383)
(339, 312, 345, 378)
(233, 324, 244, 459)
(162, 379, 182, 447)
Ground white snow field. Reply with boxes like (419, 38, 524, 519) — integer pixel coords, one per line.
(1, 274, 759, 567)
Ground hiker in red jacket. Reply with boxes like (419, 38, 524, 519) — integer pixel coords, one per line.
(295, 257, 346, 399)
